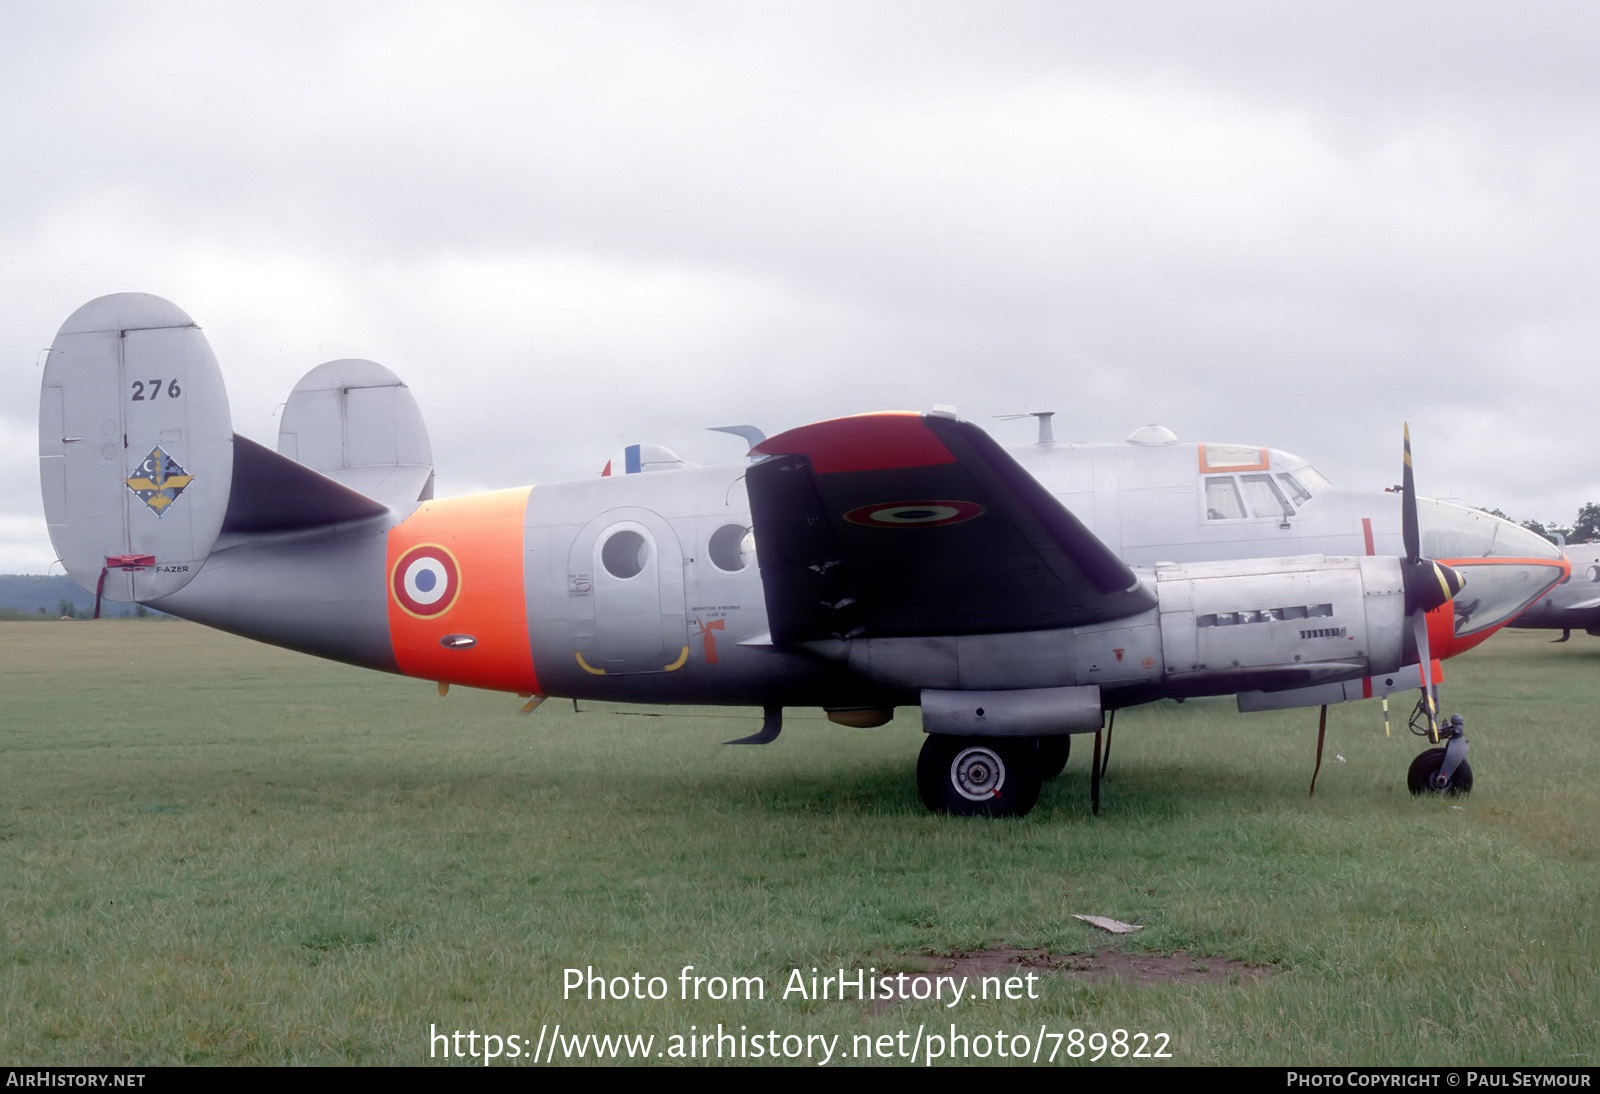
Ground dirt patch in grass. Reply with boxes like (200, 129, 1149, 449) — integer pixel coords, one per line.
(894, 947, 1274, 993)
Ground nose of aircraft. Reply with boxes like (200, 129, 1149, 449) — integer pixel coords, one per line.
(1415, 499, 1570, 658)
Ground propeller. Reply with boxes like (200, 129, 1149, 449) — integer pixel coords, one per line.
(1399, 424, 1467, 742)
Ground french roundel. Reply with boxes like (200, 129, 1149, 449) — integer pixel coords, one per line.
(843, 500, 985, 528)
(391, 544, 462, 618)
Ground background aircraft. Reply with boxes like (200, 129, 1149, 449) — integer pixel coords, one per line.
(39, 294, 1567, 816)
(1511, 542, 1600, 640)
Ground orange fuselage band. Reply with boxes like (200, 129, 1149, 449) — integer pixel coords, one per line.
(386, 487, 539, 693)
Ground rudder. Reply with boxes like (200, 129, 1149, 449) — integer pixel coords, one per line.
(39, 293, 233, 602)
(276, 358, 434, 512)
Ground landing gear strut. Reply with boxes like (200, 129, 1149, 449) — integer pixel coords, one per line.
(1407, 711, 1472, 795)
(917, 735, 1043, 817)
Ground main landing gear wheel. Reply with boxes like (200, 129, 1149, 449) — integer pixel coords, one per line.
(917, 735, 1043, 817)
(1036, 736, 1070, 780)
(1407, 748, 1474, 795)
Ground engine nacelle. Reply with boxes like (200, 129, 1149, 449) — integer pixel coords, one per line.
(817, 555, 1408, 732)
(1153, 554, 1405, 694)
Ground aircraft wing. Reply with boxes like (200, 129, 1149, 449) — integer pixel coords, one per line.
(747, 412, 1156, 643)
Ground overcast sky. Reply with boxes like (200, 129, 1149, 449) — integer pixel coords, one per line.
(5, 1, 1599, 572)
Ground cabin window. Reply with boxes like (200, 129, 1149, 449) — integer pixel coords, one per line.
(1205, 477, 1245, 520)
(600, 529, 649, 579)
(708, 524, 752, 572)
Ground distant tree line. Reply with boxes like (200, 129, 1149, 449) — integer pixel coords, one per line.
(1481, 502, 1600, 545)
(0, 575, 168, 620)
(0, 601, 157, 621)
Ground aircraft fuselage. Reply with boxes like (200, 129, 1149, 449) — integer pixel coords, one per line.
(152, 433, 1562, 714)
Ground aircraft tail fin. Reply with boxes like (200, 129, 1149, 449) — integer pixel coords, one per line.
(276, 359, 434, 513)
(39, 293, 234, 603)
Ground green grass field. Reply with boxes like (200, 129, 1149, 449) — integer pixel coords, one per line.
(2, 621, 1595, 1066)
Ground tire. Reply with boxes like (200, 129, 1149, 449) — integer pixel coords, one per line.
(1036, 735, 1070, 780)
(1406, 748, 1474, 795)
(917, 735, 1043, 817)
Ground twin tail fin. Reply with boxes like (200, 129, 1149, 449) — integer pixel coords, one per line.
(39, 293, 434, 604)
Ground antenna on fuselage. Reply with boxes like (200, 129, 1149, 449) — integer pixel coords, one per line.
(995, 410, 1055, 445)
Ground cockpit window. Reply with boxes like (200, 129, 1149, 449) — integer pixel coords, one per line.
(1198, 444, 1269, 473)
(1204, 448, 1329, 520)
(1273, 450, 1332, 498)
(1241, 474, 1293, 519)
(1276, 473, 1312, 506)
(1205, 477, 1246, 520)
(1295, 465, 1332, 494)
(1208, 474, 1296, 520)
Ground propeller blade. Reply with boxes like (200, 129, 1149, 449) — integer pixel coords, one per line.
(1411, 609, 1439, 743)
(1402, 422, 1421, 563)
(1397, 426, 1466, 616)
(1398, 425, 1460, 747)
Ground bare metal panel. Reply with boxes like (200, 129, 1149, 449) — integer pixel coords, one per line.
(1237, 662, 1426, 711)
(922, 686, 1103, 736)
(1157, 556, 1369, 675)
(807, 613, 1165, 695)
(152, 516, 397, 672)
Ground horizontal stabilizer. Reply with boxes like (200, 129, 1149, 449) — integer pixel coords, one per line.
(747, 412, 1156, 642)
(277, 359, 434, 512)
(223, 435, 391, 534)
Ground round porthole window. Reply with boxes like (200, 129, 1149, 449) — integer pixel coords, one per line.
(708, 524, 752, 572)
(601, 529, 649, 579)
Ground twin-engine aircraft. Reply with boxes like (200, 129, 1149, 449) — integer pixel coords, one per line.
(38, 294, 1568, 817)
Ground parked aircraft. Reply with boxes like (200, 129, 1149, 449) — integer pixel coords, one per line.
(38, 294, 1568, 816)
(1511, 542, 1600, 640)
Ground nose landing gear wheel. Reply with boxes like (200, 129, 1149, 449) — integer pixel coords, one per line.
(917, 735, 1043, 817)
(1407, 748, 1473, 795)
